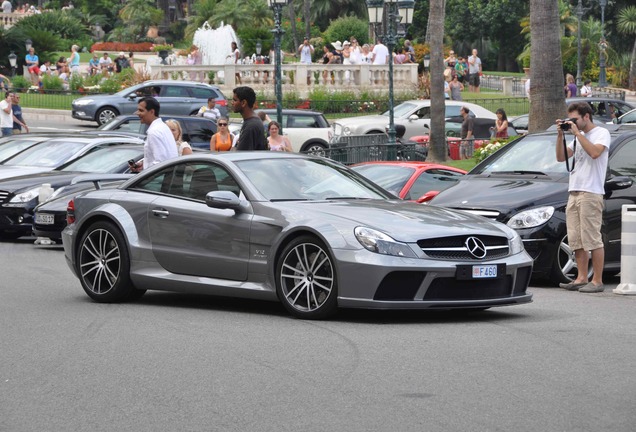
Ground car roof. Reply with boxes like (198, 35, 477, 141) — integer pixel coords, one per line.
(566, 97, 633, 104)
(136, 80, 221, 90)
(108, 114, 213, 122)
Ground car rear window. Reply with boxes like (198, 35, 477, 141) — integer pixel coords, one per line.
(4, 140, 87, 167)
(189, 87, 220, 100)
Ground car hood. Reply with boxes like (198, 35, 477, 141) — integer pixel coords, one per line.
(430, 176, 569, 220)
(73, 94, 121, 104)
(0, 171, 85, 193)
(283, 199, 510, 242)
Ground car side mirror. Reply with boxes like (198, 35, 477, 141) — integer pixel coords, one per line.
(128, 93, 138, 100)
(205, 190, 242, 211)
(612, 118, 618, 124)
(408, 114, 418, 121)
(605, 176, 633, 191)
(416, 191, 439, 203)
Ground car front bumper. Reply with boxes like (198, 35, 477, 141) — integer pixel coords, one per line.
(332, 248, 533, 310)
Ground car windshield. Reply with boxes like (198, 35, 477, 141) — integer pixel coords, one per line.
(236, 157, 393, 201)
(3, 140, 87, 167)
(60, 146, 141, 173)
(0, 138, 45, 163)
(382, 102, 418, 117)
(351, 165, 414, 196)
(471, 134, 568, 176)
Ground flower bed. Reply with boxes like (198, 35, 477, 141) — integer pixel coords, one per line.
(90, 42, 154, 53)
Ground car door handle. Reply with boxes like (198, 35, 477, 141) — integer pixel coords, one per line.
(152, 208, 170, 218)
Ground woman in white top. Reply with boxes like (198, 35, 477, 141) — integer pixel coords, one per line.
(267, 121, 292, 152)
(229, 41, 242, 84)
(360, 44, 373, 64)
(165, 120, 193, 156)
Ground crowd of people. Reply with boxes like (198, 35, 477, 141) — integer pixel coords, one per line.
(442, 48, 483, 100)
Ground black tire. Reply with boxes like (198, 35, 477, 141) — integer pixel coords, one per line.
(366, 130, 383, 135)
(276, 235, 338, 319)
(96, 107, 119, 126)
(550, 234, 593, 284)
(302, 142, 327, 156)
(77, 221, 134, 303)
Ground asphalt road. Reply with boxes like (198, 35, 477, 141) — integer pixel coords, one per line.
(1, 239, 635, 432)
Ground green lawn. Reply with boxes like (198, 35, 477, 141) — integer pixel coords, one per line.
(441, 158, 478, 171)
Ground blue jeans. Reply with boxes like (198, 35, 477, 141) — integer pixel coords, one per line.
(2, 127, 13, 137)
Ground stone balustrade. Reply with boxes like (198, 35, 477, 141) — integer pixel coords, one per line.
(1, 12, 26, 28)
(149, 62, 419, 97)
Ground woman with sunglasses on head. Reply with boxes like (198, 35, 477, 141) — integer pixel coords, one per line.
(267, 121, 292, 152)
(165, 119, 192, 156)
(210, 117, 235, 152)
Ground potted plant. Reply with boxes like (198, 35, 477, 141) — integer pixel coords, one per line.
(152, 44, 173, 65)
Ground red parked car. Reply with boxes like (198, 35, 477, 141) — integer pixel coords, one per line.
(351, 161, 467, 203)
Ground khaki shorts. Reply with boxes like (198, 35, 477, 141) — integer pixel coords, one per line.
(566, 191, 604, 251)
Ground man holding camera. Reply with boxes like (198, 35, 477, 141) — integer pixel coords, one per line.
(555, 101, 611, 293)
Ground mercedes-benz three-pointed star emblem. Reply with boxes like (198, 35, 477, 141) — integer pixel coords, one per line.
(465, 237, 487, 259)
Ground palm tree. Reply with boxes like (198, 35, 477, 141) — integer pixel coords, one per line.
(208, 0, 273, 31)
(528, 0, 565, 132)
(427, 0, 446, 163)
(617, 5, 636, 91)
(185, 0, 220, 40)
(119, 0, 163, 42)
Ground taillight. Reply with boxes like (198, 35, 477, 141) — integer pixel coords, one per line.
(66, 199, 75, 224)
(216, 99, 227, 106)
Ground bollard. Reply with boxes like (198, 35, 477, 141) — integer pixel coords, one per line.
(614, 205, 636, 295)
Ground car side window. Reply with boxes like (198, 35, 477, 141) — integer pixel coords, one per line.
(445, 106, 462, 117)
(189, 88, 219, 100)
(184, 120, 216, 144)
(620, 110, 636, 124)
(164, 86, 191, 97)
(293, 116, 319, 128)
(132, 166, 176, 193)
(609, 139, 636, 178)
(114, 119, 144, 133)
(136, 86, 162, 97)
(415, 107, 431, 119)
(404, 170, 463, 200)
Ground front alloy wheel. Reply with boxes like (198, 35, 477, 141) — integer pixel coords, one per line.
(96, 107, 118, 125)
(551, 234, 593, 284)
(276, 236, 338, 319)
(77, 221, 140, 302)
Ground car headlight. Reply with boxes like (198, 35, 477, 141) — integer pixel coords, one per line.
(73, 99, 94, 106)
(507, 206, 554, 229)
(9, 187, 40, 203)
(343, 126, 351, 135)
(497, 223, 525, 255)
(354, 226, 417, 258)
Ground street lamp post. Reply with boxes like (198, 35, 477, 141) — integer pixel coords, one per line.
(267, 0, 288, 133)
(598, 0, 607, 88)
(366, 0, 414, 157)
(8, 52, 17, 77)
(575, 0, 585, 89)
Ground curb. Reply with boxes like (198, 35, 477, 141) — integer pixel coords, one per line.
(23, 108, 73, 124)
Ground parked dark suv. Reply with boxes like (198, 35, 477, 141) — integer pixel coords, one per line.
(431, 129, 636, 284)
(99, 115, 217, 149)
(72, 80, 227, 126)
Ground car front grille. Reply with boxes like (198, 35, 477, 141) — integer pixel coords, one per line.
(418, 235, 510, 260)
(0, 190, 9, 203)
(424, 276, 514, 300)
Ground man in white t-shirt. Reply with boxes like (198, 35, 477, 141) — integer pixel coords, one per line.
(467, 49, 482, 93)
(197, 97, 221, 122)
(555, 101, 611, 293)
(371, 39, 389, 65)
(0, 92, 14, 137)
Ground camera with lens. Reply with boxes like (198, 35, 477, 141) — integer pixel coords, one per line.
(559, 118, 575, 131)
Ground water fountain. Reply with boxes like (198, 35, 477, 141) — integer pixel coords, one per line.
(194, 21, 240, 65)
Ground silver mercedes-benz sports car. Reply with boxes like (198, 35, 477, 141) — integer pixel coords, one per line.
(62, 152, 533, 319)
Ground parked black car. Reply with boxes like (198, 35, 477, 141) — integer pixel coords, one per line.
(0, 142, 143, 240)
(99, 115, 217, 149)
(430, 129, 636, 284)
(33, 175, 132, 241)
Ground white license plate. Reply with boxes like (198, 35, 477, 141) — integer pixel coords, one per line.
(35, 213, 55, 225)
(472, 265, 498, 278)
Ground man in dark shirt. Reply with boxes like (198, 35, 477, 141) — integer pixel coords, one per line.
(459, 106, 474, 160)
(233, 86, 267, 151)
(11, 94, 28, 134)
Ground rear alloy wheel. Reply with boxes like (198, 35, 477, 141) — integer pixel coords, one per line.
(551, 234, 593, 284)
(276, 236, 338, 319)
(77, 221, 140, 302)
(96, 107, 119, 126)
(302, 142, 327, 157)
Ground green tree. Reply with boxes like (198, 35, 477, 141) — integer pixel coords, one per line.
(617, 5, 636, 90)
(529, 0, 565, 132)
(207, 0, 273, 31)
(118, 0, 164, 42)
(323, 16, 370, 46)
(184, 0, 221, 41)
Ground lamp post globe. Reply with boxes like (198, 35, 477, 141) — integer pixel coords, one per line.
(8, 51, 17, 77)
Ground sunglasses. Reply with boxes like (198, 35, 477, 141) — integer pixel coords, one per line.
(218, 123, 228, 126)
